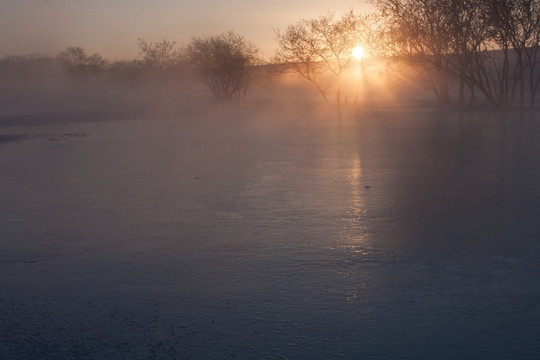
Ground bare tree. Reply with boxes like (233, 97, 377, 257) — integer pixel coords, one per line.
(479, 0, 540, 107)
(514, 0, 540, 108)
(274, 21, 329, 101)
(57, 46, 107, 73)
(372, 0, 540, 108)
(184, 31, 261, 100)
(137, 39, 179, 93)
(373, 0, 459, 104)
(443, 0, 487, 106)
(274, 10, 373, 103)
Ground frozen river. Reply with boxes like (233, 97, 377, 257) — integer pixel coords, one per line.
(1, 102, 540, 359)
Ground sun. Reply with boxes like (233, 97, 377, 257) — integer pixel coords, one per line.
(352, 46, 365, 60)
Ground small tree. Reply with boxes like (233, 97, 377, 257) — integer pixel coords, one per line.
(275, 10, 373, 103)
(478, 0, 540, 107)
(57, 46, 107, 73)
(137, 39, 179, 93)
(274, 21, 329, 101)
(184, 31, 260, 100)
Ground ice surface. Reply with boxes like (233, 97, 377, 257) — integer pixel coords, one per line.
(1, 102, 540, 359)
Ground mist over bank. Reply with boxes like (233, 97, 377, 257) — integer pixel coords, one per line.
(0, 53, 438, 125)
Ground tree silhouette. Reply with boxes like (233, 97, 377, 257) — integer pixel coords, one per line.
(184, 31, 260, 100)
(274, 10, 376, 103)
(478, 0, 540, 107)
(373, 0, 459, 104)
(372, 0, 540, 108)
(57, 46, 107, 74)
(137, 39, 179, 94)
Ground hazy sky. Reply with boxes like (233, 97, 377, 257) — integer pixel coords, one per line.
(0, 0, 373, 61)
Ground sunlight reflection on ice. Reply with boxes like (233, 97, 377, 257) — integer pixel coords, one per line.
(339, 155, 369, 247)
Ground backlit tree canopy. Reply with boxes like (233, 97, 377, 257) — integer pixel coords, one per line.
(184, 31, 261, 100)
(274, 10, 379, 103)
(372, 0, 540, 107)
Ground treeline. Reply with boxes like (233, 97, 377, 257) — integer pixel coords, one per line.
(2, 0, 540, 109)
(374, 0, 540, 108)
(0, 32, 262, 110)
(274, 0, 540, 108)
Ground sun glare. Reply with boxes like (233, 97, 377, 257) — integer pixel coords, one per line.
(352, 46, 365, 60)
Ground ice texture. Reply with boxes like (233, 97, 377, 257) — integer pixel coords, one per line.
(1, 103, 539, 359)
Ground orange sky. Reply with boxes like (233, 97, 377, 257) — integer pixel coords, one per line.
(0, 0, 373, 61)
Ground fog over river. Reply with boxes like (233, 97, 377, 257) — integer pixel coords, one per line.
(1, 102, 540, 359)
